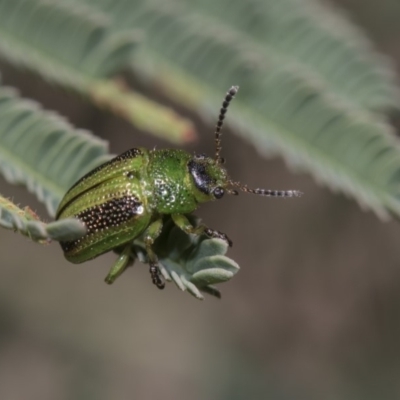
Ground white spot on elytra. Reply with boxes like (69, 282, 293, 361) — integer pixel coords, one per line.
(136, 205, 144, 215)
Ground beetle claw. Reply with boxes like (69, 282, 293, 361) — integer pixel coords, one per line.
(155, 279, 165, 290)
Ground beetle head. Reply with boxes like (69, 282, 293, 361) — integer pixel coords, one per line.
(188, 155, 231, 203)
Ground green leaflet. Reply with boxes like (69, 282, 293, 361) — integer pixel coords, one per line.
(133, 216, 240, 300)
(0, 195, 86, 243)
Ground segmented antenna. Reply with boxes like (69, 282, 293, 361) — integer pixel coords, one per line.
(231, 182, 302, 198)
(215, 86, 239, 164)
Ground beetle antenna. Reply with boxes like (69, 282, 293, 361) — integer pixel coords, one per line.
(215, 86, 239, 164)
(230, 181, 302, 198)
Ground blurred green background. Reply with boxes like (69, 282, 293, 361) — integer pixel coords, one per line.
(1, 0, 400, 399)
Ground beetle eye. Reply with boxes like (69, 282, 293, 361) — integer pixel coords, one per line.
(213, 187, 224, 199)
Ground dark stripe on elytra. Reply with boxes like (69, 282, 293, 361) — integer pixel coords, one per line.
(60, 195, 142, 254)
(67, 148, 142, 192)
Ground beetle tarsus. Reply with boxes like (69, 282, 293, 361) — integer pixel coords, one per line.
(150, 263, 165, 290)
(204, 228, 233, 247)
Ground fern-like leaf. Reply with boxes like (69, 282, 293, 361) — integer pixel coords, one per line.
(77, 0, 400, 112)
(0, 0, 195, 143)
(0, 83, 110, 217)
(70, 0, 400, 220)
(0, 0, 130, 87)
(177, 0, 400, 112)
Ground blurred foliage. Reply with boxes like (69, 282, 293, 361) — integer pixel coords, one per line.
(0, 81, 109, 216)
(0, 0, 195, 142)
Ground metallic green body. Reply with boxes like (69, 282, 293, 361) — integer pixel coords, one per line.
(55, 147, 225, 264)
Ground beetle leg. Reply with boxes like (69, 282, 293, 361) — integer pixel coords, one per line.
(105, 245, 134, 284)
(143, 218, 165, 290)
(171, 214, 232, 247)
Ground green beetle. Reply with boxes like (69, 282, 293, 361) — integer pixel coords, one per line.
(56, 86, 302, 289)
